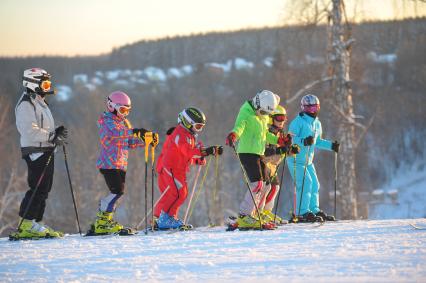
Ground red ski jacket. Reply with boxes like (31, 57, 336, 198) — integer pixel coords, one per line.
(156, 124, 204, 178)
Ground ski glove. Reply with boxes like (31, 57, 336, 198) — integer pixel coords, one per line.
(50, 125, 68, 146)
(225, 132, 237, 147)
(331, 140, 340, 153)
(277, 133, 292, 147)
(133, 128, 149, 140)
(203, 145, 223, 156)
(290, 144, 301, 154)
(276, 146, 289, 155)
(303, 136, 315, 146)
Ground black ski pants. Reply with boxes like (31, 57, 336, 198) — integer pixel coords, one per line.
(19, 152, 55, 222)
(239, 153, 266, 182)
(100, 169, 126, 195)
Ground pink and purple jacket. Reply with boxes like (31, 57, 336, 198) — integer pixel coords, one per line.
(96, 112, 144, 171)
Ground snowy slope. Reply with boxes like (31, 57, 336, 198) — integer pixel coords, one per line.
(1, 219, 425, 282)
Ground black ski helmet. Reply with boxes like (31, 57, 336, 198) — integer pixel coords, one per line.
(178, 107, 206, 132)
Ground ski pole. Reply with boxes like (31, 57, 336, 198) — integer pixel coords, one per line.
(334, 151, 338, 218)
(187, 156, 212, 225)
(136, 185, 170, 230)
(297, 145, 311, 216)
(212, 153, 219, 201)
(292, 156, 298, 222)
(143, 132, 153, 234)
(232, 145, 263, 230)
(211, 153, 220, 226)
(62, 145, 82, 236)
(151, 133, 159, 232)
(273, 156, 287, 224)
(17, 147, 56, 232)
(183, 165, 202, 225)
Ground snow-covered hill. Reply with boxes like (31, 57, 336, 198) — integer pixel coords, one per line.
(1, 219, 425, 282)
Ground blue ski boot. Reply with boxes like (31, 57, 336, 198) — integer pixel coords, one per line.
(157, 211, 183, 230)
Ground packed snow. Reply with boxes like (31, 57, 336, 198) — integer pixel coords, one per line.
(1, 218, 425, 282)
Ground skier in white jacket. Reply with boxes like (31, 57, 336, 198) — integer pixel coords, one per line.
(10, 68, 68, 240)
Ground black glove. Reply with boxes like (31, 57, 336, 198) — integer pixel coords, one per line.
(276, 146, 289, 155)
(133, 128, 149, 140)
(331, 141, 340, 153)
(303, 136, 314, 146)
(203, 145, 224, 156)
(51, 125, 68, 146)
(290, 144, 300, 154)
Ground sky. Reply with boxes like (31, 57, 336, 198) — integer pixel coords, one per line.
(0, 0, 425, 57)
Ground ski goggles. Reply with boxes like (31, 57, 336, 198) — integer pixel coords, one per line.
(193, 123, 205, 131)
(115, 104, 131, 116)
(304, 104, 320, 113)
(40, 80, 52, 92)
(272, 114, 287, 122)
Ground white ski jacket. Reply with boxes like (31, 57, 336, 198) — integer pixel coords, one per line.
(15, 92, 55, 156)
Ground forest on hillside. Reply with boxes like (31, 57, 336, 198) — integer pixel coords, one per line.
(0, 19, 425, 236)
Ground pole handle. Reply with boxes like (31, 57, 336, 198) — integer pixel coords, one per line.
(144, 132, 153, 162)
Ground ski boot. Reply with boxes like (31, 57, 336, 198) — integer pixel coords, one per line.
(262, 210, 288, 225)
(236, 214, 276, 230)
(315, 210, 336, 221)
(38, 222, 64, 237)
(298, 212, 324, 223)
(156, 211, 192, 230)
(93, 211, 124, 234)
(226, 216, 239, 231)
(9, 219, 60, 240)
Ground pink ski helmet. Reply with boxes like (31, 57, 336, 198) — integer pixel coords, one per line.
(107, 91, 131, 118)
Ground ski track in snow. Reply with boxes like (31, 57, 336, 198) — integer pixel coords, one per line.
(0, 219, 425, 282)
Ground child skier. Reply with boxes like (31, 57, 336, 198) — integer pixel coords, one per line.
(260, 105, 300, 225)
(154, 107, 222, 230)
(89, 91, 157, 235)
(11, 68, 67, 240)
(287, 94, 339, 222)
(225, 90, 292, 230)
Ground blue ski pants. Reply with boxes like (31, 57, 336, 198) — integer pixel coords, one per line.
(287, 161, 320, 215)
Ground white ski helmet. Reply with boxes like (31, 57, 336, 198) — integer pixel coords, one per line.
(301, 94, 320, 114)
(178, 107, 206, 132)
(252, 90, 279, 115)
(22, 68, 54, 95)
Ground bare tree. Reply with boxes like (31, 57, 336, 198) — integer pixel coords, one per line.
(284, 0, 368, 219)
(327, 0, 358, 219)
